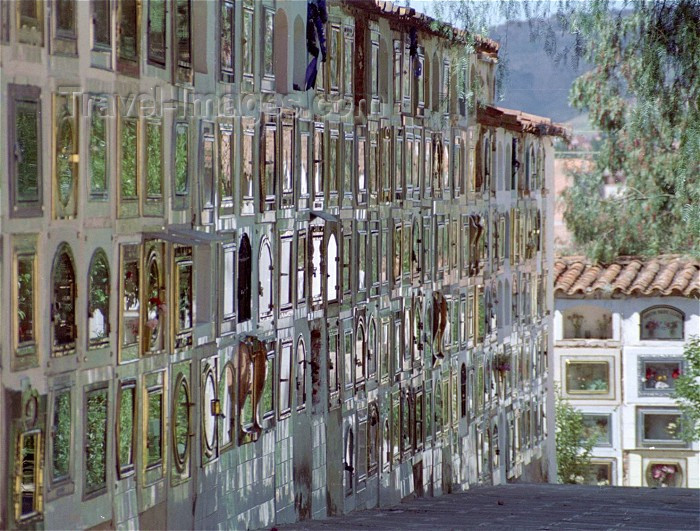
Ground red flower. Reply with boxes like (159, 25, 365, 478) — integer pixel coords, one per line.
(149, 297, 163, 306)
(646, 367, 655, 380)
(672, 368, 681, 379)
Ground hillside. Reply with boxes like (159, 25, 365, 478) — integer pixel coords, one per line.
(490, 18, 590, 124)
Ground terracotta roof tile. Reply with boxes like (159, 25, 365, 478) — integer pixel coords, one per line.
(554, 255, 700, 298)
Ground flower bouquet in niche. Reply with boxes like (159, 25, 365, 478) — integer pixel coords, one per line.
(649, 464, 679, 487)
(494, 353, 511, 375)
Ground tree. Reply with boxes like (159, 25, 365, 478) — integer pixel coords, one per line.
(674, 336, 700, 443)
(427, 0, 700, 261)
(555, 392, 594, 484)
(563, 0, 700, 261)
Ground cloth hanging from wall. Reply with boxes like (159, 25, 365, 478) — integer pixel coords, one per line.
(409, 27, 422, 78)
(305, 0, 328, 90)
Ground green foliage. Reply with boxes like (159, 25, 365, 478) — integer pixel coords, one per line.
(89, 103, 107, 195)
(120, 118, 138, 199)
(146, 121, 163, 197)
(555, 391, 594, 484)
(563, 0, 700, 260)
(174, 123, 189, 194)
(118, 387, 135, 470)
(85, 389, 108, 492)
(673, 336, 700, 443)
(52, 391, 71, 480)
(16, 102, 40, 201)
(430, 0, 700, 261)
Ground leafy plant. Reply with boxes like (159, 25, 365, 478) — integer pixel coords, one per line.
(555, 389, 595, 484)
(673, 336, 700, 443)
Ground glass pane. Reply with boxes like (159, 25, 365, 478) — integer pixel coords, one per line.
(641, 307, 684, 340)
(264, 126, 276, 199)
(297, 234, 306, 302)
(202, 134, 214, 206)
(178, 261, 193, 331)
(118, 385, 135, 472)
(88, 252, 109, 345)
(93, 0, 111, 48)
(174, 123, 189, 195)
(122, 245, 140, 348)
(220, 365, 234, 446)
(280, 239, 292, 307)
(19, 432, 38, 517)
(642, 360, 682, 391)
(85, 388, 108, 493)
(52, 391, 71, 481)
(647, 463, 682, 488)
(119, 0, 138, 60)
(565, 362, 609, 393)
(263, 9, 274, 76)
(262, 357, 274, 416)
(145, 254, 163, 352)
(52, 249, 76, 349)
(147, 0, 166, 64)
(280, 344, 292, 412)
(327, 235, 338, 301)
(120, 118, 138, 199)
(203, 372, 216, 450)
(146, 390, 163, 466)
(219, 128, 233, 199)
(173, 379, 189, 468)
(55, 96, 76, 208)
(242, 9, 253, 76)
(89, 100, 108, 197)
(146, 122, 162, 198)
(297, 341, 306, 407)
(344, 333, 353, 387)
(328, 334, 338, 392)
(241, 131, 254, 198)
(643, 413, 681, 441)
(220, 1, 234, 74)
(17, 255, 35, 345)
(223, 249, 235, 317)
(311, 236, 322, 300)
(581, 415, 611, 446)
(355, 325, 364, 382)
(16, 101, 40, 203)
(283, 125, 293, 192)
(176, 0, 191, 67)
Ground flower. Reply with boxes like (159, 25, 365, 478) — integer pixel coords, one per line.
(672, 367, 681, 379)
(645, 320, 659, 331)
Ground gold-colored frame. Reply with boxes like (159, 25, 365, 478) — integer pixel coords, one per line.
(564, 359, 612, 397)
(171, 371, 192, 479)
(142, 370, 167, 485)
(116, 380, 137, 479)
(12, 235, 39, 369)
(50, 242, 78, 357)
(13, 429, 44, 523)
(201, 362, 219, 462)
(118, 243, 142, 363)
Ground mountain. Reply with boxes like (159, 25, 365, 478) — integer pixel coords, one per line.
(490, 18, 590, 124)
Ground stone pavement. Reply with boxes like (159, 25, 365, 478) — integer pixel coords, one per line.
(279, 483, 700, 530)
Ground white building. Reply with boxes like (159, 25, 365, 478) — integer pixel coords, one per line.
(553, 255, 700, 488)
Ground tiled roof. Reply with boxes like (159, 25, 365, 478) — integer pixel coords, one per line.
(478, 105, 570, 139)
(346, 0, 500, 54)
(554, 255, 700, 298)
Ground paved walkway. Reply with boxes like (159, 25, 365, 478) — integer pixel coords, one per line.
(280, 483, 700, 530)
